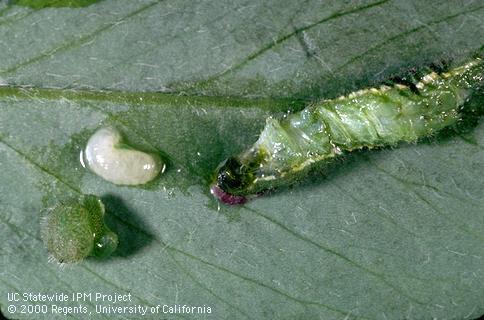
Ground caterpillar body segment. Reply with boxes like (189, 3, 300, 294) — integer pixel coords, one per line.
(213, 58, 483, 202)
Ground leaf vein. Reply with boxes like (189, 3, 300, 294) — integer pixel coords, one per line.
(335, 5, 484, 72)
(196, 0, 391, 85)
(242, 206, 427, 306)
(0, 0, 165, 75)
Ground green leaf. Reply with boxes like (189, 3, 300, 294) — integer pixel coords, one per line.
(1, 1, 483, 319)
(9, 0, 103, 9)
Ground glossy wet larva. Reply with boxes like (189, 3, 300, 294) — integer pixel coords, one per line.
(84, 127, 165, 186)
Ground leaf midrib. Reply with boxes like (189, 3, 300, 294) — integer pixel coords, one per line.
(0, 86, 303, 110)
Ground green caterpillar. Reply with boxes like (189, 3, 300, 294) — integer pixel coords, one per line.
(40, 195, 118, 264)
(211, 58, 483, 204)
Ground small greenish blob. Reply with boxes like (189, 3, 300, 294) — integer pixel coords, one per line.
(40, 195, 118, 263)
(10, 0, 103, 9)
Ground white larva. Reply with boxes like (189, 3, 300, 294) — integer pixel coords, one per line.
(84, 127, 165, 185)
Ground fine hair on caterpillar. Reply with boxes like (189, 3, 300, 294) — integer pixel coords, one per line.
(212, 57, 483, 204)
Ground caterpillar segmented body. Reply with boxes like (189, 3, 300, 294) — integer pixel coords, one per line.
(212, 58, 483, 204)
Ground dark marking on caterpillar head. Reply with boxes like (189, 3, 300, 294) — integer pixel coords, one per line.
(216, 157, 245, 192)
(215, 156, 259, 195)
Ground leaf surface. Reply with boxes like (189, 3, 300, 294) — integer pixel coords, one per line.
(1, 1, 483, 319)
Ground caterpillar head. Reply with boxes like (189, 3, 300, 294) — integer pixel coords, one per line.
(40, 195, 118, 264)
(216, 157, 250, 192)
(212, 153, 266, 205)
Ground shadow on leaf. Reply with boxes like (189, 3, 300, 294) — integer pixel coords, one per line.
(101, 194, 154, 258)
